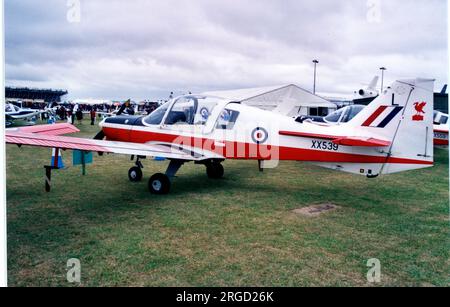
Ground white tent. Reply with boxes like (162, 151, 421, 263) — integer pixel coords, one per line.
(71, 98, 112, 106)
(203, 84, 336, 117)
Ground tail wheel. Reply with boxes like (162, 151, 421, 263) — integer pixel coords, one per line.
(128, 166, 143, 182)
(206, 163, 224, 179)
(149, 173, 171, 194)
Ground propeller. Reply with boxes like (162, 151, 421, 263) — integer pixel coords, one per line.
(94, 130, 105, 140)
(116, 99, 131, 116)
(94, 98, 130, 155)
(93, 130, 105, 156)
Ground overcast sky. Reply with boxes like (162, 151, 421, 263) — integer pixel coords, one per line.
(5, 0, 448, 100)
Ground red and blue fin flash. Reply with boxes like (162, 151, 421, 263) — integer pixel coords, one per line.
(51, 148, 64, 169)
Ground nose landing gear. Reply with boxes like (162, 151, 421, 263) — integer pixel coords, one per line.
(128, 166, 143, 182)
(128, 155, 145, 182)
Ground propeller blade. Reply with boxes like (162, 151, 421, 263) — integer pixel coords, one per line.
(94, 130, 105, 140)
(116, 99, 131, 116)
(93, 130, 105, 156)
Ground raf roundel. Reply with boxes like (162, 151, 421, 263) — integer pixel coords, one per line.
(200, 107, 210, 120)
(251, 127, 269, 144)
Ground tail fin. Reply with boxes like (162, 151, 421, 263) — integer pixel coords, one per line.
(367, 76, 379, 91)
(355, 76, 379, 98)
(347, 78, 434, 174)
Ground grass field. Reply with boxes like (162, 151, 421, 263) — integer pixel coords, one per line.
(6, 120, 449, 286)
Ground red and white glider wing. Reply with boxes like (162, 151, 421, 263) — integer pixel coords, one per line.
(7, 123, 80, 136)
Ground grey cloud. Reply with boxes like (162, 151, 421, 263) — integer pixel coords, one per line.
(5, 0, 448, 100)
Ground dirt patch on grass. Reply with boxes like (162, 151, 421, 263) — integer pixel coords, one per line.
(293, 204, 340, 217)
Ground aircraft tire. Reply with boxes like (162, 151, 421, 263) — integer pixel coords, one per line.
(128, 166, 143, 182)
(149, 173, 171, 194)
(206, 163, 224, 179)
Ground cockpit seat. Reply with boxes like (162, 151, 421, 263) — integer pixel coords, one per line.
(166, 111, 187, 125)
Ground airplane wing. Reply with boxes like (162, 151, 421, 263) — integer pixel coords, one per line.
(279, 130, 391, 147)
(7, 123, 80, 135)
(6, 110, 42, 120)
(6, 123, 219, 161)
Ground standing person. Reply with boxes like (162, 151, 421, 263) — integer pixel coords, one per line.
(67, 106, 72, 124)
(60, 105, 66, 120)
(76, 107, 83, 125)
(90, 108, 96, 125)
(71, 104, 78, 124)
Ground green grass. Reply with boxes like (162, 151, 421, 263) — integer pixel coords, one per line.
(6, 120, 450, 286)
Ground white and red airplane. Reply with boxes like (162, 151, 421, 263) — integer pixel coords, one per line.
(6, 78, 434, 194)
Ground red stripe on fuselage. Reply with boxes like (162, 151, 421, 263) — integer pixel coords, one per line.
(433, 129, 448, 145)
(434, 139, 449, 145)
(362, 106, 387, 127)
(102, 126, 432, 165)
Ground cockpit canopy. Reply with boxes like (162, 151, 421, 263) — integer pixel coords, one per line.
(143, 95, 229, 126)
(5, 104, 20, 113)
(324, 104, 365, 124)
(433, 110, 448, 125)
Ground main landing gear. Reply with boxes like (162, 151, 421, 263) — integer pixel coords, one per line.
(205, 161, 224, 179)
(148, 173, 171, 195)
(148, 159, 185, 195)
(128, 158, 225, 194)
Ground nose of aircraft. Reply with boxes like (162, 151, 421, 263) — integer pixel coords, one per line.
(103, 115, 144, 126)
(96, 115, 146, 141)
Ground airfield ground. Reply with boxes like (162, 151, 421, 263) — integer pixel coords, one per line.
(6, 119, 449, 286)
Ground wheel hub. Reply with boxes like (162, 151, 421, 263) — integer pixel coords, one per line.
(152, 180, 162, 191)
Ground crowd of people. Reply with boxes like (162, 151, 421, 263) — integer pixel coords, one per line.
(43, 101, 161, 125)
(45, 103, 85, 125)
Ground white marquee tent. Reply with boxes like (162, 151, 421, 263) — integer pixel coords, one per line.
(203, 84, 336, 117)
(71, 98, 113, 106)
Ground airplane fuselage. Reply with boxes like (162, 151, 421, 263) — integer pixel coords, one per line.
(100, 100, 432, 177)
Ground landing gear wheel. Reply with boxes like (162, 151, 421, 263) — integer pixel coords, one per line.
(128, 166, 143, 182)
(206, 163, 224, 179)
(148, 173, 171, 194)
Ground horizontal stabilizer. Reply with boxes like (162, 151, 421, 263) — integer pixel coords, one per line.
(332, 137, 391, 147)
